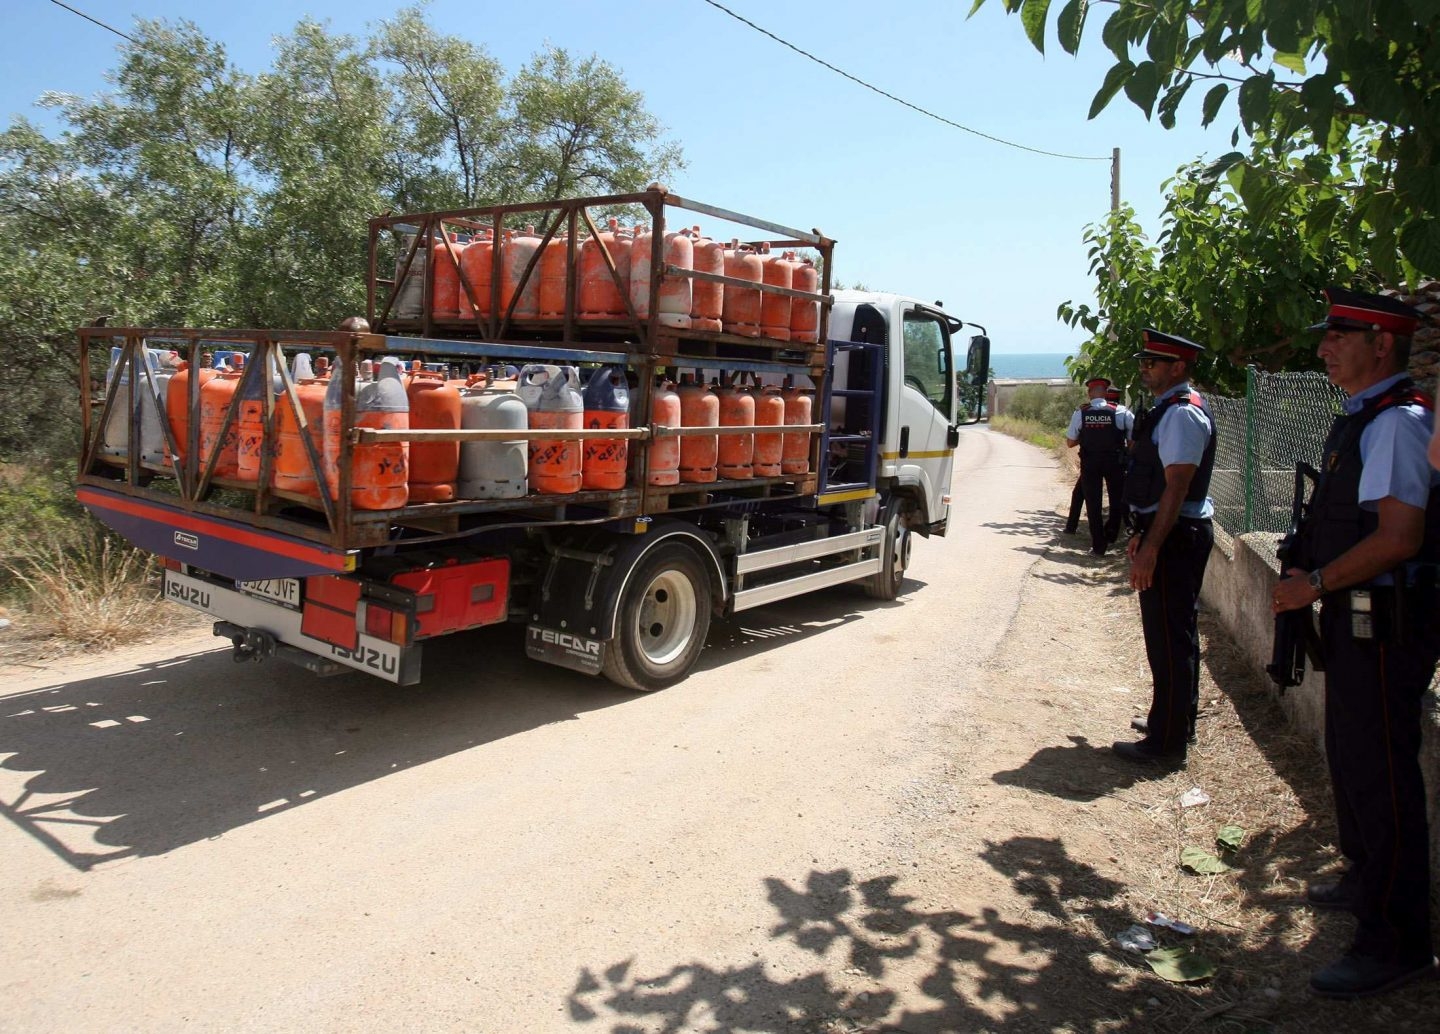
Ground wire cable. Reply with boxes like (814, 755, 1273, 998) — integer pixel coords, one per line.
(46, 0, 136, 44)
(701, 0, 1110, 162)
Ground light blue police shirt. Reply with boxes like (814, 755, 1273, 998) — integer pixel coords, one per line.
(1346, 372, 1440, 510)
(1130, 382, 1215, 518)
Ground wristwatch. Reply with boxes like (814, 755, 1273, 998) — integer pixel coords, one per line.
(1308, 569, 1326, 594)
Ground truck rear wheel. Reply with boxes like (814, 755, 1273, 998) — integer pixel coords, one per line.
(602, 541, 712, 691)
(864, 498, 912, 600)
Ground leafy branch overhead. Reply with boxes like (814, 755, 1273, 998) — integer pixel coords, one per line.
(971, 0, 1440, 277)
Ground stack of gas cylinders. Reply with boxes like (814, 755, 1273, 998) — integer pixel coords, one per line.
(112, 338, 815, 510)
(394, 221, 821, 344)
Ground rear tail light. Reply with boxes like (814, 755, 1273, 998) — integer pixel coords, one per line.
(363, 602, 411, 645)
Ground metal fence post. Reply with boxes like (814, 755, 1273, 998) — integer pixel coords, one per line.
(1244, 365, 1258, 532)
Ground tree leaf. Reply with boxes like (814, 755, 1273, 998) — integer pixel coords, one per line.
(1181, 846, 1233, 874)
(1158, 77, 1193, 130)
(1101, 8, 1132, 62)
(1145, 946, 1217, 983)
(1201, 84, 1228, 128)
(1216, 825, 1246, 851)
(1237, 72, 1275, 133)
(1273, 51, 1307, 74)
(1399, 217, 1440, 279)
(1123, 60, 1162, 118)
(1020, 0, 1053, 54)
(967, 0, 988, 16)
(1089, 60, 1136, 120)
(1200, 150, 1244, 181)
(1056, 0, 1086, 54)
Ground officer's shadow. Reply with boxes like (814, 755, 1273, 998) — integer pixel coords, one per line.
(991, 734, 1175, 802)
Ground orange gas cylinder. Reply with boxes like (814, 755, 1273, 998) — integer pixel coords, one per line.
(716, 376, 754, 479)
(759, 243, 794, 341)
(459, 229, 495, 318)
(581, 365, 630, 490)
(274, 354, 326, 499)
(518, 364, 583, 494)
(500, 225, 542, 319)
(752, 380, 784, 477)
(538, 232, 569, 318)
(789, 253, 820, 344)
(648, 378, 681, 486)
(406, 369, 462, 502)
(721, 240, 763, 337)
(782, 378, 813, 475)
(677, 374, 718, 484)
(350, 360, 410, 510)
(165, 357, 217, 467)
(689, 226, 724, 333)
(578, 218, 632, 319)
(431, 232, 467, 320)
(629, 226, 693, 328)
(198, 354, 245, 479)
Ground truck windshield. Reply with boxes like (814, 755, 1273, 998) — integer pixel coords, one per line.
(902, 311, 953, 418)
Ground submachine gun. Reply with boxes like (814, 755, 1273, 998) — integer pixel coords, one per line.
(1267, 462, 1324, 692)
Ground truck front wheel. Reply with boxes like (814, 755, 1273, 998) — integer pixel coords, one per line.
(602, 541, 713, 691)
(864, 498, 912, 600)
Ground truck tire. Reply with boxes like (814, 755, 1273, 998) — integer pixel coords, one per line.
(864, 498, 912, 601)
(601, 541, 712, 691)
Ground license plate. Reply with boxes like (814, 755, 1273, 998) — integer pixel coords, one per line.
(236, 578, 302, 609)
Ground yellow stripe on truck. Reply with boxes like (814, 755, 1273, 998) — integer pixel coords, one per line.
(880, 450, 953, 460)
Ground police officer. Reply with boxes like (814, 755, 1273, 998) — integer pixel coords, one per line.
(1272, 287, 1440, 999)
(1065, 384, 1133, 540)
(1113, 330, 1215, 764)
(1065, 376, 1132, 555)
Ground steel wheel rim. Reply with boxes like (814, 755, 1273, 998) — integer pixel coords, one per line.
(636, 569, 698, 666)
(893, 519, 911, 578)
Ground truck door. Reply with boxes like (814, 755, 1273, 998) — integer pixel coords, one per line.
(896, 305, 957, 528)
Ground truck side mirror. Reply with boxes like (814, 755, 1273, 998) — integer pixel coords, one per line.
(967, 335, 990, 386)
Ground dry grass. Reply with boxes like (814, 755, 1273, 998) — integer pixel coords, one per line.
(0, 525, 194, 658)
(991, 413, 1068, 451)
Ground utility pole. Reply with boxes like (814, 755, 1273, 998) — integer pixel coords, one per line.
(1111, 147, 1121, 213)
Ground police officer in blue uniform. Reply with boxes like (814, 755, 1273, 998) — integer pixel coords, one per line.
(1113, 330, 1215, 764)
(1273, 287, 1440, 999)
(1065, 376, 1132, 554)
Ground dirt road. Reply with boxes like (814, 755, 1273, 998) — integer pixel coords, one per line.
(7, 427, 1402, 1033)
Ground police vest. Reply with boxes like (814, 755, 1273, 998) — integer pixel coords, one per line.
(1300, 378, 1440, 575)
(1077, 403, 1123, 460)
(1123, 390, 1216, 510)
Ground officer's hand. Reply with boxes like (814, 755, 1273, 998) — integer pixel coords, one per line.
(1129, 540, 1157, 591)
(1272, 567, 1319, 613)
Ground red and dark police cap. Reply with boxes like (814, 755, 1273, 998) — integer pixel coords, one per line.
(1084, 376, 1112, 389)
(1104, 386, 1122, 402)
(1134, 328, 1206, 361)
(1306, 286, 1420, 336)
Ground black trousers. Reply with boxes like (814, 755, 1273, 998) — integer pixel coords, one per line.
(1080, 456, 1124, 552)
(1135, 516, 1212, 753)
(1319, 598, 1438, 963)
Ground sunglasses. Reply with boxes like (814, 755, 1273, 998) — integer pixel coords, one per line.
(1138, 357, 1177, 369)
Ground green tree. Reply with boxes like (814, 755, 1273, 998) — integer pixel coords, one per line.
(971, 0, 1440, 280)
(497, 46, 684, 202)
(1061, 134, 1379, 396)
(0, 9, 683, 462)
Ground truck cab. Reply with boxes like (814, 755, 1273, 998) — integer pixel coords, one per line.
(830, 291, 974, 536)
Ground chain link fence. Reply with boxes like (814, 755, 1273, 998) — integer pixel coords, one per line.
(1206, 368, 1345, 538)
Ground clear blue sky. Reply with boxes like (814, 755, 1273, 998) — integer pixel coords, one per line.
(3, 0, 1233, 356)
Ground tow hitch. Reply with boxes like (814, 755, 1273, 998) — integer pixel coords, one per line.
(214, 621, 346, 676)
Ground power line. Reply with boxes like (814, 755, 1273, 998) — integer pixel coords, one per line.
(700, 0, 1110, 162)
(46, 0, 136, 44)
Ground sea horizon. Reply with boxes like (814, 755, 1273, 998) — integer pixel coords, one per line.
(988, 352, 1073, 380)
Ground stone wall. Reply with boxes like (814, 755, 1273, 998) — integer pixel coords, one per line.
(987, 378, 1074, 418)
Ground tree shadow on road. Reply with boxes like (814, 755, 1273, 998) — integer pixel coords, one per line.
(565, 839, 1258, 1033)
